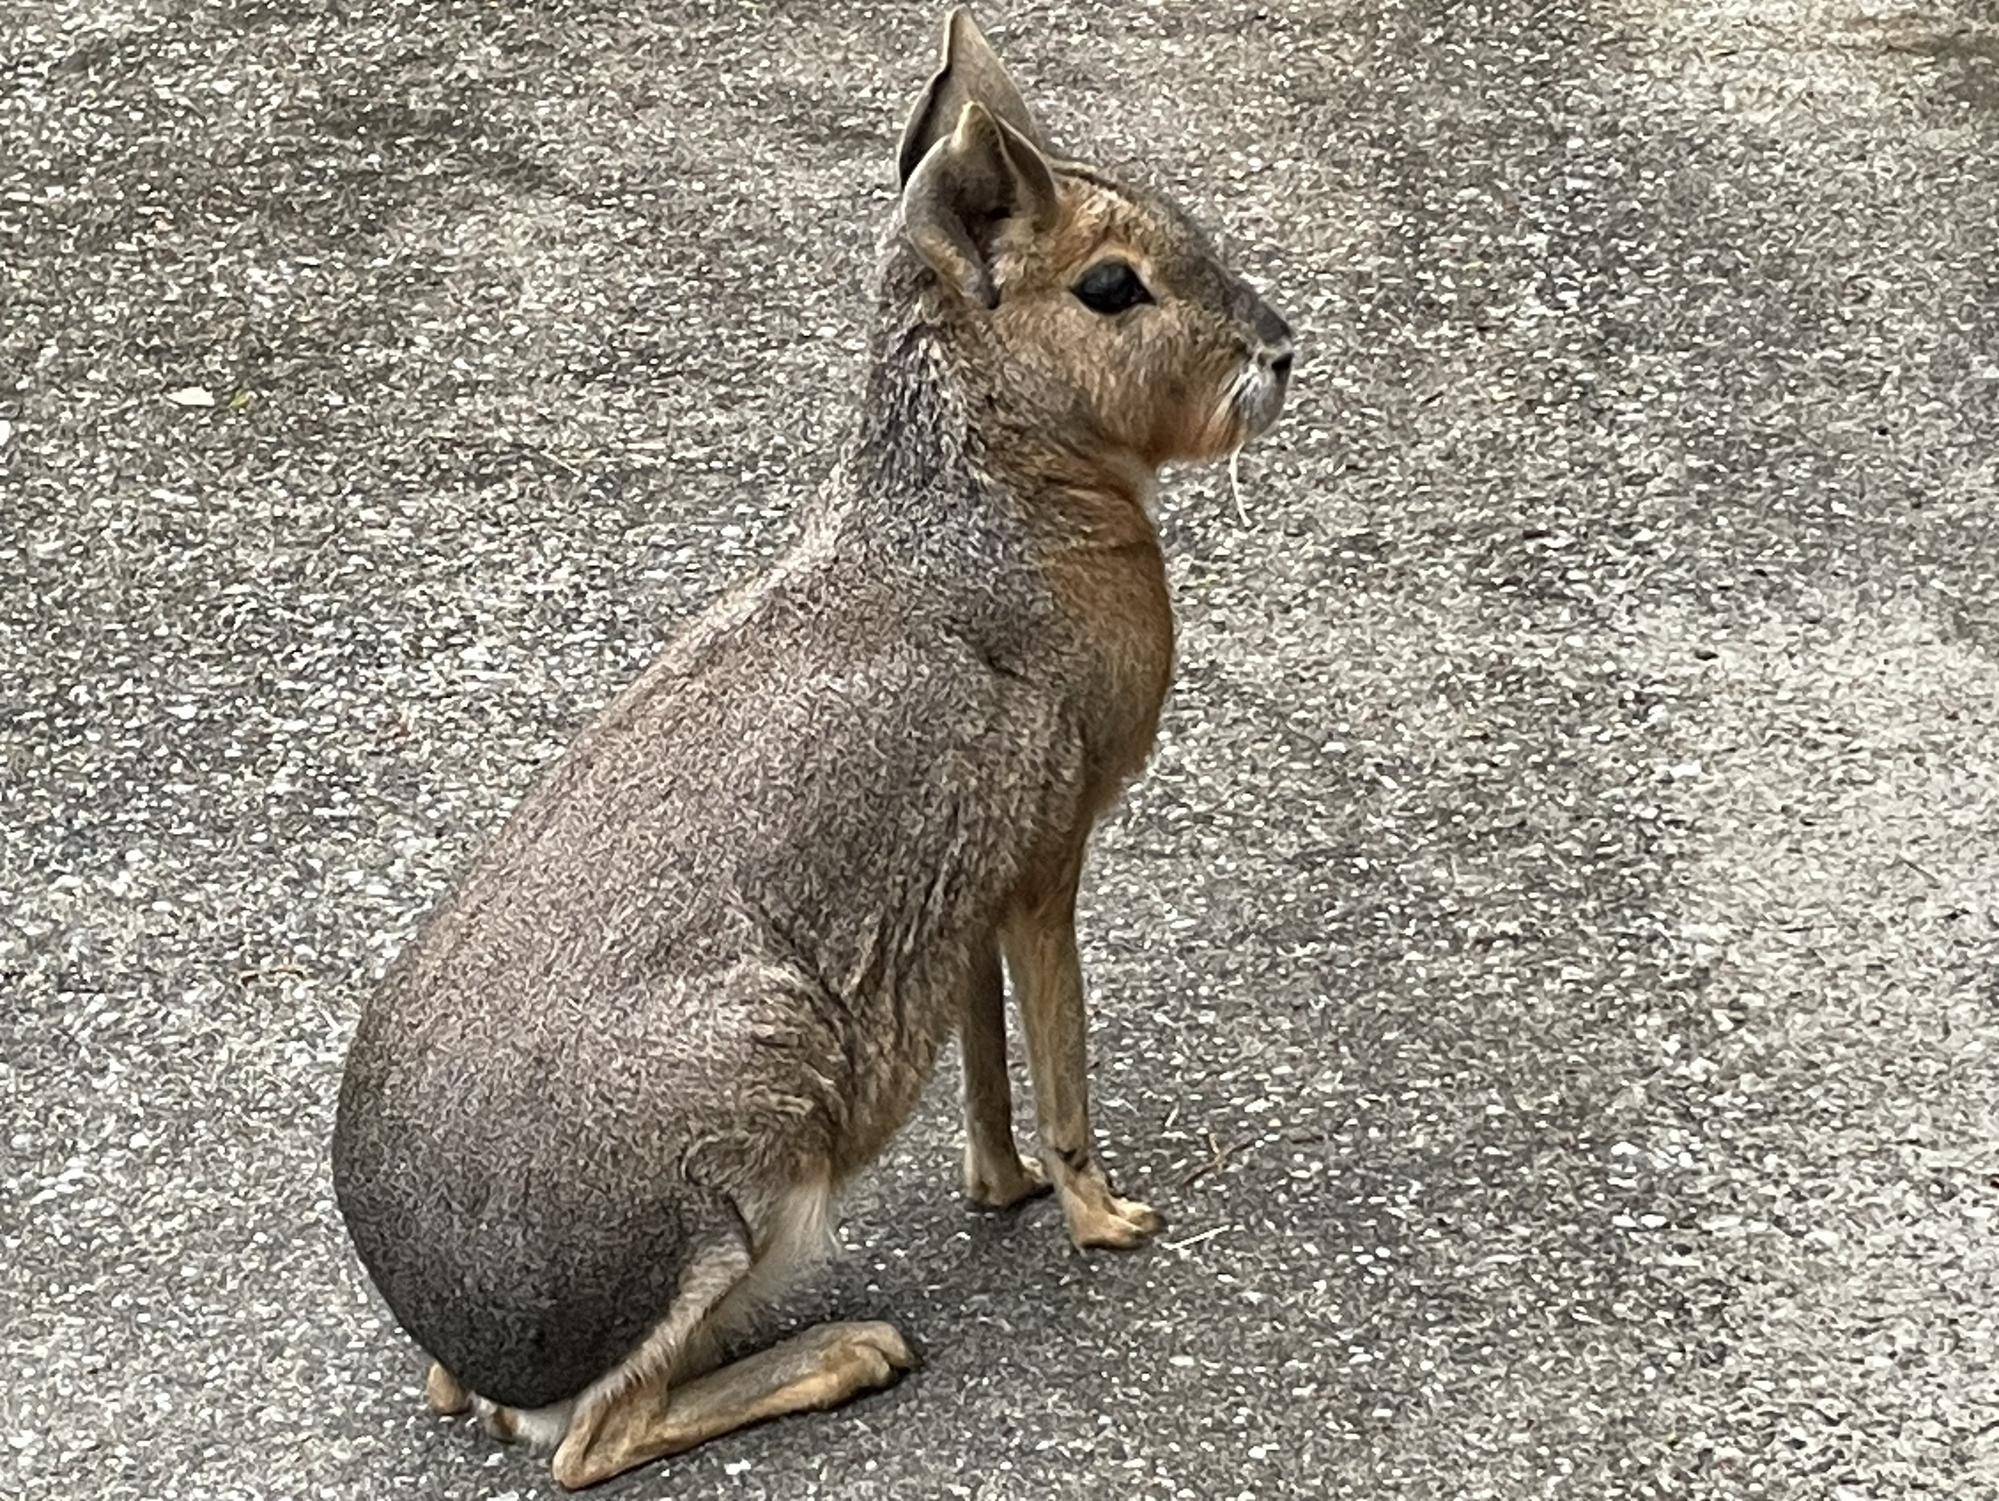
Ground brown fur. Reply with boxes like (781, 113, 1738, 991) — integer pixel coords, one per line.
(330, 7, 1291, 1490)
(986, 195, 1259, 470)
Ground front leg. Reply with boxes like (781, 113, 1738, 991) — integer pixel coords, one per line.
(960, 939, 1049, 1209)
(1003, 888, 1164, 1250)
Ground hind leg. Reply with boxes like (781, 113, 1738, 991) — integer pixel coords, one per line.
(550, 1321, 914, 1491)
(445, 1199, 756, 1459)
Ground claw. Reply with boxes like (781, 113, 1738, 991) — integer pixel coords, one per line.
(1061, 1189, 1165, 1250)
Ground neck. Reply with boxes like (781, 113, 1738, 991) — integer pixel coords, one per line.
(830, 243, 1160, 556)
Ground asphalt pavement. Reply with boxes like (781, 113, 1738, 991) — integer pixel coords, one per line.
(4, 1, 1997, 1497)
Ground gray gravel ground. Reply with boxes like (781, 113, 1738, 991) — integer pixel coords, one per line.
(5, 0, 1998, 1497)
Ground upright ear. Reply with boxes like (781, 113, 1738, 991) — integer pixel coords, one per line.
(900, 100, 1059, 310)
(896, 7, 1049, 188)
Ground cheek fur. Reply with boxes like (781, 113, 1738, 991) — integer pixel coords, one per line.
(996, 300, 1244, 464)
(1147, 340, 1248, 465)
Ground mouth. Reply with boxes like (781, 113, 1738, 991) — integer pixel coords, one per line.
(1230, 356, 1288, 442)
(1171, 357, 1288, 467)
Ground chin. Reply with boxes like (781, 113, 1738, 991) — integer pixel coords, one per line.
(1165, 409, 1251, 468)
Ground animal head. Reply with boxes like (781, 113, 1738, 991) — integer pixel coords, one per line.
(894, 8, 1293, 473)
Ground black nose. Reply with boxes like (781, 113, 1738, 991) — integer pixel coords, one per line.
(1270, 349, 1294, 382)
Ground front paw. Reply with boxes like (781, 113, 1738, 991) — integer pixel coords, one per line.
(1057, 1178, 1165, 1251)
(964, 1148, 1051, 1210)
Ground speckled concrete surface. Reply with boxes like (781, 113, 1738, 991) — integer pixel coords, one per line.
(4, 1, 1997, 1497)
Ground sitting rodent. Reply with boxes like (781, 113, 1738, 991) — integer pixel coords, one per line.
(332, 7, 1293, 1490)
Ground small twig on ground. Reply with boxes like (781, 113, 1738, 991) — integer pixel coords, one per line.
(516, 444, 582, 477)
(235, 963, 308, 986)
(1892, 854, 1943, 886)
(1178, 1130, 1252, 1189)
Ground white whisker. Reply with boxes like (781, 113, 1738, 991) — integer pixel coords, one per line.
(1206, 359, 1259, 527)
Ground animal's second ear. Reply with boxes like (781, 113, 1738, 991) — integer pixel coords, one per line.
(900, 101, 1058, 310)
(897, 7, 1048, 186)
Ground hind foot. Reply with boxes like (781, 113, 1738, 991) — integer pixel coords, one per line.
(551, 1321, 916, 1490)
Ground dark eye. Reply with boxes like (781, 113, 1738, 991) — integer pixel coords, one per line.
(1072, 260, 1153, 315)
